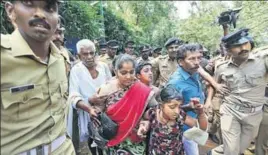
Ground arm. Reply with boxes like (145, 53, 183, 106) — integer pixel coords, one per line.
(185, 112, 208, 131)
(204, 85, 214, 110)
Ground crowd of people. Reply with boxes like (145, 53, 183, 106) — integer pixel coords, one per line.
(1, 1, 268, 155)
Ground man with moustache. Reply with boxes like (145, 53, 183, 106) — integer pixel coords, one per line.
(167, 43, 205, 155)
(214, 28, 268, 155)
(1, 0, 75, 154)
(68, 39, 112, 155)
(137, 44, 153, 64)
(151, 37, 183, 88)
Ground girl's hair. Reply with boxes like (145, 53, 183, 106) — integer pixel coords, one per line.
(114, 54, 136, 71)
(135, 61, 152, 75)
(160, 86, 183, 103)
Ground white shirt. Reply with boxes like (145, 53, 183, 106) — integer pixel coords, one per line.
(67, 61, 112, 142)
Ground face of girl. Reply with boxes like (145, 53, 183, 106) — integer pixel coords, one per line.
(137, 65, 153, 85)
(116, 61, 135, 88)
(161, 99, 182, 121)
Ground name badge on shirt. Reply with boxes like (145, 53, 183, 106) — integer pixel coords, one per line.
(10, 84, 35, 93)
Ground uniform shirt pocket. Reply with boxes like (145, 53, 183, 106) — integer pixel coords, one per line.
(1, 85, 44, 119)
(245, 73, 264, 87)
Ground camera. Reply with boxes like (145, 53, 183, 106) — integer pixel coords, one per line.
(217, 7, 242, 28)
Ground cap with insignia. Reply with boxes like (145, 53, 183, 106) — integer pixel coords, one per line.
(107, 40, 119, 49)
(152, 47, 162, 54)
(164, 37, 183, 48)
(125, 40, 135, 46)
(222, 28, 252, 48)
(139, 45, 151, 53)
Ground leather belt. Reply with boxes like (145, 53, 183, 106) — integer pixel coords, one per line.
(19, 135, 66, 155)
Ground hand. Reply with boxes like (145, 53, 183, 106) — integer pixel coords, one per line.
(189, 98, 200, 109)
(88, 95, 108, 105)
(87, 106, 100, 117)
(194, 103, 204, 115)
(137, 121, 149, 138)
(214, 83, 230, 94)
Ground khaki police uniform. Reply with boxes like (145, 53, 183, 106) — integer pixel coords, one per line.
(58, 46, 71, 76)
(1, 30, 75, 155)
(214, 53, 268, 155)
(151, 55, 178, 88)
(254, 46, 268, 155)
(136, 57, 153, 64)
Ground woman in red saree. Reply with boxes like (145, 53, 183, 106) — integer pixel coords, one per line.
(95, 54, 156, 154)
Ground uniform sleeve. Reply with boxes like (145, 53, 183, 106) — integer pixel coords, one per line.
(69, 67, 83, 109)
(214, 66, 222, 83)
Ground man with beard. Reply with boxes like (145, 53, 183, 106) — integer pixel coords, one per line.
(137, 44, 153, 64)
(1, 0, 75, 154)
(68, 39, 112, 155)
(167, 43, 205, 155)
(213, 28, 268, 155)
(99, 40, 119, 75)
(151, 37, 183, 88)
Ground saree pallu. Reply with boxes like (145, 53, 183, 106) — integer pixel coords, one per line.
(105, 81, 152, 154)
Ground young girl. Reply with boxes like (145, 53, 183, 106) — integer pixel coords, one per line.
(138, 86, 208, 155)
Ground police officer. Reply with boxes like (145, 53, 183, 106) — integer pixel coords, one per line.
(152, 47, 162, 58)
(151, 37, 183, 88)
(99, 42, 107, 57)
(137, 44, 153, 64)
(51, 16, 72, 73)
(1, 0, 75, 154)
(124, 40, 135, 56)
(99, 40, 119, 75)
(253, 45, 268, 155)
(214, 28, 267, 155)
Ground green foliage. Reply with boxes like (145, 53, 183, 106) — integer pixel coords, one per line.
(0, 2, 14, 34)
(59, 1, 102, 39)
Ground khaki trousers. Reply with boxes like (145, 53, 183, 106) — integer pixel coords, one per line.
(256, 105, 268, 155)
(220, 104, 263, 155)
(52, 137, 76, 155)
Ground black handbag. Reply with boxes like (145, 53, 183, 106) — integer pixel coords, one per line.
(88, 112, 118, 149)
(97, 112, 118, 140)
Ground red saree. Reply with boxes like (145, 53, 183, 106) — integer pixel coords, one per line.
(106, 81, 151, 147)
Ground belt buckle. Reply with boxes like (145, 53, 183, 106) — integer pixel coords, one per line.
(36, 145, 44, 155)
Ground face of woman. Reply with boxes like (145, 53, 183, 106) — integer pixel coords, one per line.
(161, 99, 182, 121)
(116, 61, 135, 88)
(137, 65, 153, 85)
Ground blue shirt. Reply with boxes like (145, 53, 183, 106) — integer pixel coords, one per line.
(167, 66, 205, 131)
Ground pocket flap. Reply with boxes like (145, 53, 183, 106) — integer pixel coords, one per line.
(1, 85, 43, 109)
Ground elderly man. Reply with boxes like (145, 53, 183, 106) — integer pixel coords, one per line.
(68, 39, 112, 155)
(214, 28, 267, 155)
(1, 0, 75, 154)
(151, 37, 183, 88)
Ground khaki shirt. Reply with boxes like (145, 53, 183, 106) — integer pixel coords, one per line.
(98, 54, 114, 74)
(215, 53, 268, 108)
(58, 46, 71, 76)
(136, 57, 153, 64)
(1, 30, 69, 154)
(151, 55, 178, 88)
